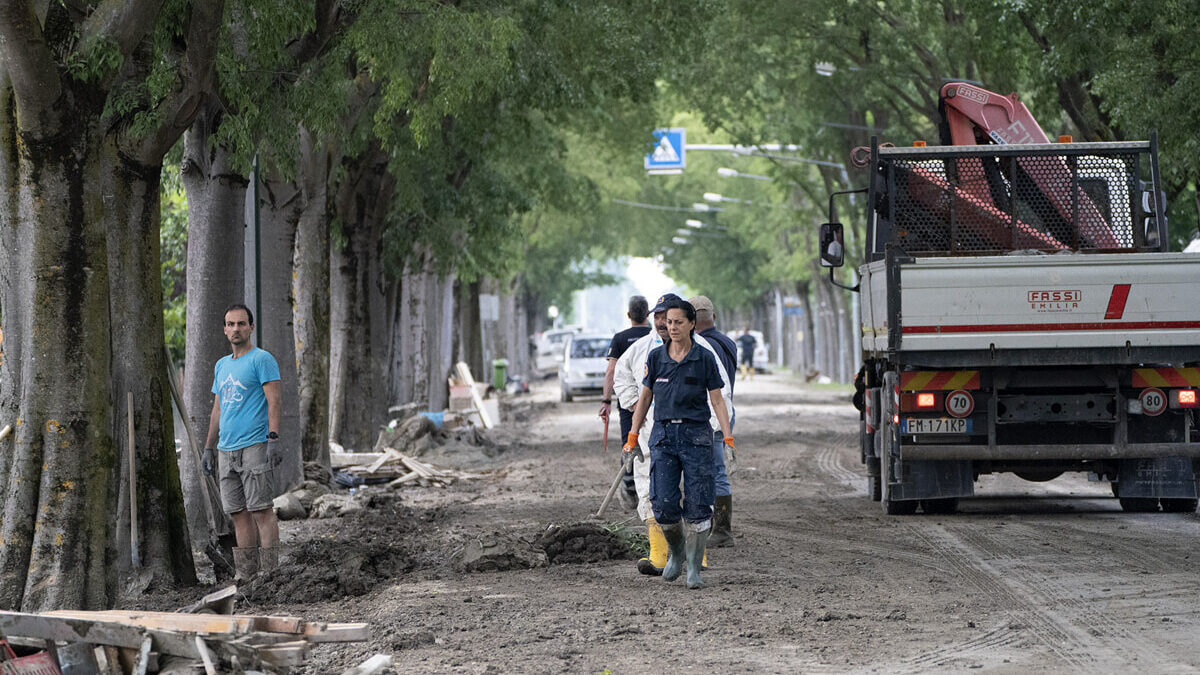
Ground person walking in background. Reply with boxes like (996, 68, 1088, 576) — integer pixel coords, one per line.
(737, 328, 758, 381)
(624, 297, 734, 590)
(600, 295, 651, 508)
(689, 296, 738, 548)
(202, 303, 284, 581)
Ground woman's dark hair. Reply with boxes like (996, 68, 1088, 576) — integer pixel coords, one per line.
(224, 303, 254, 326)
(628, 295, 649, 324)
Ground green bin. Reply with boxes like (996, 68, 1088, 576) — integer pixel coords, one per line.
(492, 359, 509, 391)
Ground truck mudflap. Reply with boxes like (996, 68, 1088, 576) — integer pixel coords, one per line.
(1115, 457, 1199, 500)
(887, 459, 974, 502)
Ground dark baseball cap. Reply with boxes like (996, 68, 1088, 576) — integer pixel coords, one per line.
(650, 293, 684, 314)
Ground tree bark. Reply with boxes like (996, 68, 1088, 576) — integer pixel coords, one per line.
(328, 146, 390, 449)
(180, 104, 246, 549)
(0, 99, 196, 612)
(256, 168, 303, 493)
(291, 128, 331, 466)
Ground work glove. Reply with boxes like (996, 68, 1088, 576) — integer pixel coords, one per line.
(622, 432, 643, 463)
(723, 436, 738, 470)
(266, 432, 282, 468)
(202, 447, 216, 476)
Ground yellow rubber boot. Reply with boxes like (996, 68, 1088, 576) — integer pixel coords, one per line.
(637, 518, 668, 576)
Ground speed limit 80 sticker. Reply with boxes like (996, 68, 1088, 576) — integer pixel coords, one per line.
(1139, 387, 1167, 416)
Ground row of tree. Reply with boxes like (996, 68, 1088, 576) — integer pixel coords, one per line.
(3, 0, 1198, 612)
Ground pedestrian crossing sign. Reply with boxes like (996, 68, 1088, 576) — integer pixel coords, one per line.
(645, 128, 686, 172)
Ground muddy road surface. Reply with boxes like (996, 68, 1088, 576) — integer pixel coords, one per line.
(165, 373, 1200, 673)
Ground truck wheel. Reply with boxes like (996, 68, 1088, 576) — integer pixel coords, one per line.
(1160, 498, 1198, 513)
(922, 498, 959, 515)
(560, 388, 573, 402)
(879, 374, 917, 516)
(869, 475, 882, 502)
(1118, 497, 1159, 512)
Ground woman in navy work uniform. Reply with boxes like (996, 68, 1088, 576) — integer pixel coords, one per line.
(623, 297, 735, 589)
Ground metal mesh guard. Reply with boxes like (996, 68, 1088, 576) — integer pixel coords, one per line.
(879, 146, 1146, 254)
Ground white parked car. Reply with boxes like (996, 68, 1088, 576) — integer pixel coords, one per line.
(533, 327, 581, 377)
(558, 334, 611, 402)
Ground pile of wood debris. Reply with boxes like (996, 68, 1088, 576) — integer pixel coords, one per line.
(331, 449, 488, 488)
(0, 587, 386, 674)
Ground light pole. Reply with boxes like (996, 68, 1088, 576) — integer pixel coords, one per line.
(717, 167, 773, 181)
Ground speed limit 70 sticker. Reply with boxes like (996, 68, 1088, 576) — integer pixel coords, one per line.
(1139, 388, 1167, 416)
(945, 390, 974, 418)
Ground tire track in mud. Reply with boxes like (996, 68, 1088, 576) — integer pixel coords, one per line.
(946, 522, 1191, 671)
(902, 524, 1097, 669)
(897, 621, 1025, 671)
(800, 435, 1104, 670)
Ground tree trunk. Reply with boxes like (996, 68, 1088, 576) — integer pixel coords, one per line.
(454, 279, 484, 380)
(0, 107, 194, 612)
(429, 271, 456, 411)
(407, 253, 430, 408)
(328, 147, 390, 449)
(291, 129, 331, 466)
(181, 105, 246, 549)
(257, 169, 303, 493)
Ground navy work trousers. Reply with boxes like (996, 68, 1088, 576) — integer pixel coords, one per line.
(649, 420, 716, 524)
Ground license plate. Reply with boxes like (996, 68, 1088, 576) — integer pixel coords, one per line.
(902, 417, 971, 434)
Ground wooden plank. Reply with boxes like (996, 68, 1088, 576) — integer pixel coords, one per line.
(386, 471, 421, 487)
(43, 610, 257, 635)
(256, 640, 309, 667)
(194, 636, 217, 675)
(364, 449, 401, 474)
(302, 623, 371, 643)
(0, 611, 205, 660)
(330, 453, 385, 468)
(257, 617, 305, 634)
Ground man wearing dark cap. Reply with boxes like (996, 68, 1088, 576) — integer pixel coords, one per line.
(688, 296, 739, 548)
(600, 295, 651, 507)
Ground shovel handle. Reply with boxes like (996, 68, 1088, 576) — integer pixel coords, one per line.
(594, 454, 631, 518)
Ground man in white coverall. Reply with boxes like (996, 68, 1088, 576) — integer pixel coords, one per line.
(613, 293, 734, 574)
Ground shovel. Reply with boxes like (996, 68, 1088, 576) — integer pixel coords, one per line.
(595, 450, 636, 518)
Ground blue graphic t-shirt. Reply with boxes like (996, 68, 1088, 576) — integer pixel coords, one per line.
(211, 347, 281, 451)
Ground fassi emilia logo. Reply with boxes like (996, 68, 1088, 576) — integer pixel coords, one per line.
(1027, 290, 1081, 312)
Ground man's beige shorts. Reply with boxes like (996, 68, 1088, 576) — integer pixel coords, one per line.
(218, 442, 275, 513)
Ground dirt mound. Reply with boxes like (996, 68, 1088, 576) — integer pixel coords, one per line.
(242, 496, 417, 605)
(537, 523, 636, 564)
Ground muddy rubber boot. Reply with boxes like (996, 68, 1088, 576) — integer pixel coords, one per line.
(660, 523, 687, 582)
(637, 518, 667, 576)
(258, 546, 279, 575)
(686, 527, 710, 590)
(708, 496, 735, 548)
(233, 546, 259, 582)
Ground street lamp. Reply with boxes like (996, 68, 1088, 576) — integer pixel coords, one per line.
(671, 236, 689, 245)
(718, 167, 773, 181)
(684, 219, 704, 228)
(691, 202, 725, 212)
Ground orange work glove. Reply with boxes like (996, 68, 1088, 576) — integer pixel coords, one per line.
(723, 436, 737, 460)
(622, 432, 643, 462)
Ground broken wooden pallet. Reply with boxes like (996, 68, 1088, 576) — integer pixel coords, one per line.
(0, 609, 368, 673)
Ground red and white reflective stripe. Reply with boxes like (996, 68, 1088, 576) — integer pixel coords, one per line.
(903, 320, 1200, 334)
(1104, 283, 1131, 320)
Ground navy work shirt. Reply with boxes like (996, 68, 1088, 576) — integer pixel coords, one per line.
(642, 340, 724, 422)
(700, 327, 737, 389)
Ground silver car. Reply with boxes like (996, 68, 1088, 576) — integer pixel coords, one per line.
(558, 334, 611, 402)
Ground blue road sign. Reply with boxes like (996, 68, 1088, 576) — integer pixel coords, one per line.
(645, 128, 686, 171)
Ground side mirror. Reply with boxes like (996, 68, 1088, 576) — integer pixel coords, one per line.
(819, 222, 845, 268)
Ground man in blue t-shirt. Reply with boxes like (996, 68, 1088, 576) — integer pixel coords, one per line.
(202, 303, 283, 581)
